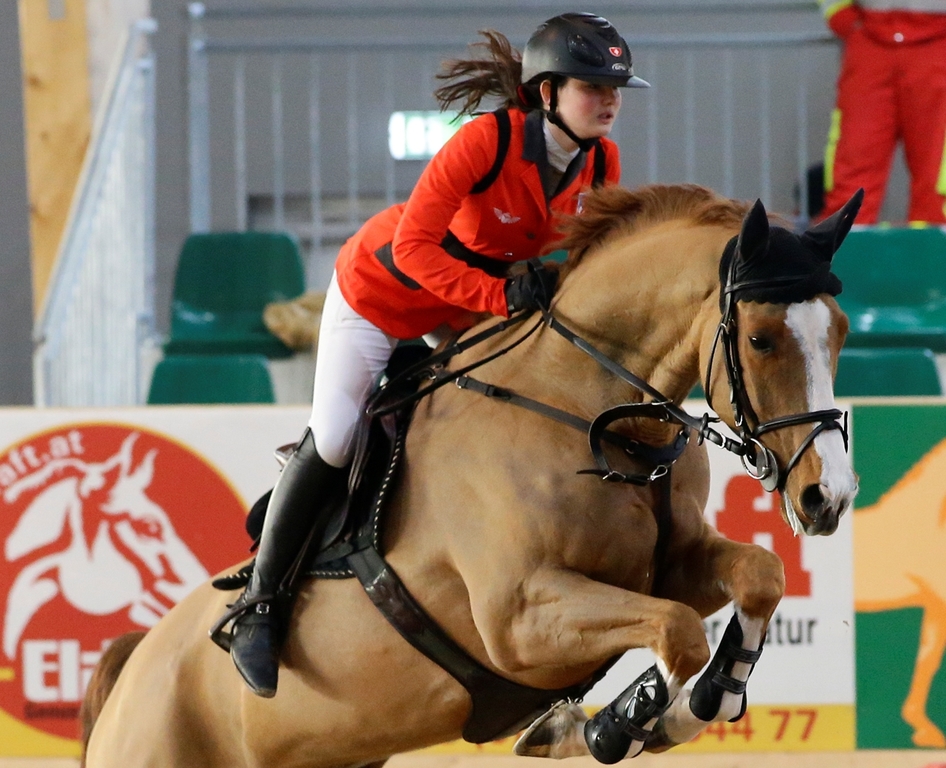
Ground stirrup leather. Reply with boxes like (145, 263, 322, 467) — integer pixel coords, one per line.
(208, 591, 275, 653)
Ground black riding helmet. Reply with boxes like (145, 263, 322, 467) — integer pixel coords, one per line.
(521, 13, 649, 89)
(521, 13, 648, 151)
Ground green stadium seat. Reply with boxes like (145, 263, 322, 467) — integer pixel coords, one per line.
(834, 347, 942, 397)
(147, 354, 276, 404)
(164, 232, 306, 358)
(832, 226, 946, 351)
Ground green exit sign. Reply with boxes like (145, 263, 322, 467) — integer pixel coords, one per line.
(388, 111, 472, 160)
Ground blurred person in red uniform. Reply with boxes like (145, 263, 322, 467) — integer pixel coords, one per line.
(212, 12, 649, 698)
(818, 0, 946, 224)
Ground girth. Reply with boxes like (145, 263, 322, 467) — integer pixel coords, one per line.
(348, 545, 612, 743)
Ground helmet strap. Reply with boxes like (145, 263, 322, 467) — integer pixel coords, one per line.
(544, 80, 599, 153)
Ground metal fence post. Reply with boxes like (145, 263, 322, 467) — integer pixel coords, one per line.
(188, 2, 211, 233)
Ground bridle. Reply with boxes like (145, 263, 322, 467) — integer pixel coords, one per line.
(368, 259, 849, 495)
(702, 257, 850, 493)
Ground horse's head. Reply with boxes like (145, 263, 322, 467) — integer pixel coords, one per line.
(704, 191, 863, 536)
(93, 434, 208, 599)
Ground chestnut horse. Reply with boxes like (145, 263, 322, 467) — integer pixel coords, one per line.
(82, 184, 860, 767)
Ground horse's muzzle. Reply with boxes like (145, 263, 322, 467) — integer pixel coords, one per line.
(798, 482, 853, 536)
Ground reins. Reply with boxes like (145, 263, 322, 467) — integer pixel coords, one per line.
(366, 263, 849, 495)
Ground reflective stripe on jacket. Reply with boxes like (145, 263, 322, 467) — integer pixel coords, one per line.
(819, 0, 946, 43)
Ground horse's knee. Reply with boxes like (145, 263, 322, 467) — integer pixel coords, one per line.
(657, 602, 710, 681)
(731, 548, 785, 617)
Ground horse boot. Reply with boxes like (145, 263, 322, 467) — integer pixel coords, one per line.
(688, 613, 763, 723)
(226, 427, 346, 697)
(584, 664, 670, 764)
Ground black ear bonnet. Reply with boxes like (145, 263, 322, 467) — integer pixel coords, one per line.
(718, 189, 863, 310)
(718, 229, 843, 309)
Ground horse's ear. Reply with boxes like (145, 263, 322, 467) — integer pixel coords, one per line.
(736, 199, 770, 267)
(802, 187, 863, 259)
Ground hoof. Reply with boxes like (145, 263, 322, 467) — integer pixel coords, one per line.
(514, 701, 590, 759)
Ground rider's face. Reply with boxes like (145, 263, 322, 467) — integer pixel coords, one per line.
(541, 78, 622, 145)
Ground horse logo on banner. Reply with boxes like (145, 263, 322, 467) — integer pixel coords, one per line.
(0, 424, 248, 741)
(856, 434, 946, 748)
(3, 432, 208, 657)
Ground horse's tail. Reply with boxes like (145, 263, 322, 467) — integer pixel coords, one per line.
(79, 630, 147, 767)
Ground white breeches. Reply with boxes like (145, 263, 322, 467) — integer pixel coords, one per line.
(308, 274, 399, 468)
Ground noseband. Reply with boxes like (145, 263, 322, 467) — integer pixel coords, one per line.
(704, 269, 850, 493)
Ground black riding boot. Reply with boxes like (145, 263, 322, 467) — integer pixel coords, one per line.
(228, 427, 346, 697)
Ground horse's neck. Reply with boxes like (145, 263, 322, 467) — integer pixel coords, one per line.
(552, 226, 724, 402)
(482, 226, 726, 444)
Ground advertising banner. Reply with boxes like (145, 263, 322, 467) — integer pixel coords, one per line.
(850, 404, 946, 750)
(1, 401, 943, 757)
(0, 406, 308, 756)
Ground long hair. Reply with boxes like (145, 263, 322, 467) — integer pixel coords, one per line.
(434, 30, 541, 116)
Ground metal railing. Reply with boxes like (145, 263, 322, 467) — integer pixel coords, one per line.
(33, 19, 158, 407)
(186, 1, 836, 264)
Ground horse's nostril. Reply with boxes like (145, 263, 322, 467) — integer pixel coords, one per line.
(800, 484, 825, 517)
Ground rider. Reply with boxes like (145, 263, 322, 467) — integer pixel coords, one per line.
(215, 12, 649, 698)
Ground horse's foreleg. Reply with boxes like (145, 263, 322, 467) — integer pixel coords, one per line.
(483, 568, 708, 761)
(647, 536, 784, 752)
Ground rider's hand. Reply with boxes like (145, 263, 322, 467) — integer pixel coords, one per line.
(504, 265, 558, 314)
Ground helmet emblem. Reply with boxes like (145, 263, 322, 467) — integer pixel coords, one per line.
(609, 46, 622, 57)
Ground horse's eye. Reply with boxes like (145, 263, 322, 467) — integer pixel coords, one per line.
(748, 335, 773, 353)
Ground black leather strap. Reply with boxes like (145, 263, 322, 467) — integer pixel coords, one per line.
(592, 143, 606, 188)
(347, 544, 598, 743)
(440, 230, 511, 278)
(374, 242, 421, 290)
(470, 108, 511, 194)
(373, 230, 511, 288)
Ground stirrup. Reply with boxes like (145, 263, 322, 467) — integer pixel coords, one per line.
(208, 592, 274, 654)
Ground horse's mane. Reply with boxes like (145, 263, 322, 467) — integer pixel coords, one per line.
(558, 184, 753, 270)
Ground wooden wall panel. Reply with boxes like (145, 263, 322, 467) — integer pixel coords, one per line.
(18, 0, 92, 315)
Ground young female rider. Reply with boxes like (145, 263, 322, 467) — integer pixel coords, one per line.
(215, 12, 649, 697)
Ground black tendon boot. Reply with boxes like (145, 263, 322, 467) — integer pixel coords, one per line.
(227, 428, 345, 697)
(584, 665, 670, 764)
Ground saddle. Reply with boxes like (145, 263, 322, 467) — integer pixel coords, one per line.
(221, 343, 608, 743)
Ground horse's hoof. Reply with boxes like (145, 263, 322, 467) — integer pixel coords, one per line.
(514, 701, 590, 758)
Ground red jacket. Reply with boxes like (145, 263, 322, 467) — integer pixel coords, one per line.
(335, 108, 620, 339)
(821, 0, 946, 44)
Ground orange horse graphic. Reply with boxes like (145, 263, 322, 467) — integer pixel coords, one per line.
(854, 437, 946, 748)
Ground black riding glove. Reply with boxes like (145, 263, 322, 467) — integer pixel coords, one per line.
(504, 265, 558, 314)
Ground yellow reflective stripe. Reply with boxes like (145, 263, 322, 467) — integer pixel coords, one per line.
(937, 127, 946, 196)
(823, 109, 842, 193)
(821, 0, 854, 19)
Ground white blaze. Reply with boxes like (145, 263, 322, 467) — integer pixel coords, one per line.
(785, 300, 858, 511)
